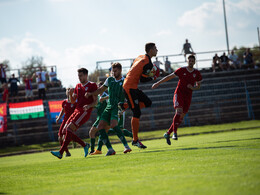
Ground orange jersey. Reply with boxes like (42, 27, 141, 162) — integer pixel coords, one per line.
(123, 54, 153, 89)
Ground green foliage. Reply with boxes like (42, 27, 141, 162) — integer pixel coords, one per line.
(21, 56, 46, 78)
(0, 121, 259, 194)
(233, 45, 260, 64)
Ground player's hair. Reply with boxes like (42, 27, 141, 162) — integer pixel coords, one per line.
(77, 68, 88, 75)
(66, 88, 70, 97)
(188, 54, 196, 61)
(111, 62, 122, 70)
(145, 42, 155, 53)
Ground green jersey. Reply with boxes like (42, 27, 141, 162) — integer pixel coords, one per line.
(104, 76, 125, 108)
(96, 92, 108, 116)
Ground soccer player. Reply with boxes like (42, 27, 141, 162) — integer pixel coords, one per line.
(55, 88, 76, 157)
(123, 42, 159, 149)
(86, 63, 131, 156)
(89, 81, 109, 154)
(152, 55, 202, 145)
(51, 68, 97, 159)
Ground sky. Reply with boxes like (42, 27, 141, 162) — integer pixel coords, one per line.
(0, 0, 259, 87)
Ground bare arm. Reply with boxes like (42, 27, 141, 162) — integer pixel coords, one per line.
(99, 95, 109, 103)
(83, 94, 98, 111)
(69, 88, 77, 104)
(56, 108, 65, 123)
(85, 85, 107, 98)
(152, 72, 177, 89)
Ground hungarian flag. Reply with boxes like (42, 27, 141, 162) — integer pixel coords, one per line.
(48, 100, 63, 123)
(9, 100, 44, 120)
(0, 103, 7, 133)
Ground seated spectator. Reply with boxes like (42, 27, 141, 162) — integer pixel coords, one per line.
(49, 67, 60, 87)
(0, 63, 8, 85)
(181, 39, 195, 61)
(8, 74, 20, 100)
(229, 50, 241, 69)
(2, 83, 8, 103)
(33, 67, 47, 100)
(243, 48, 254, 69)
(164, 56, 173, 74)
(153, 57, 165, 76)
(219, 52, 230, 70)
(212, 53, 221, 72)
(23, 75, 33, 100)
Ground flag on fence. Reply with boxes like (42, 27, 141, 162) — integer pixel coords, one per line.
(9, 100, 44, 120)
(0, 103, 7, 133)
(48, 100, 63, 123)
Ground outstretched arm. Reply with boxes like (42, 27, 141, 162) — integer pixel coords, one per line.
(152, 72, 177, 89)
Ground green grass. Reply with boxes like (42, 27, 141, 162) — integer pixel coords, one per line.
(1, 120, 259, 155)
(0, 121, 260, 194)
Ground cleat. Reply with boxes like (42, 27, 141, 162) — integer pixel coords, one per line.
(172, 133, 178, 140)
(89, 150, 95, 155)
(123, 147, 132, 153)
(90, 149, 102, 155)
(65, 152, 71, 157)
(84, 143, 90, 157)
(106, 149, 116, 156)
(164, 133, 171, 145)
(51, 151, 62, 159)
(132, 140, 147, 149)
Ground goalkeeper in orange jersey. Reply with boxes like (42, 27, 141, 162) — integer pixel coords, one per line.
(123, 42, 159, 149)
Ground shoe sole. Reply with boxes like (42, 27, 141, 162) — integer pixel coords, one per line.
(106, 152, 116, 156)
(90, 152, 102, 155)
(123, 149, 132, 153)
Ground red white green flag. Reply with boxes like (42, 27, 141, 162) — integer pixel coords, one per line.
(9, 100, 44, 120)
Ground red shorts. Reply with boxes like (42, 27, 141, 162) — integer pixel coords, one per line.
(173, 92, 192, 114)
(65, 108, 92, 132)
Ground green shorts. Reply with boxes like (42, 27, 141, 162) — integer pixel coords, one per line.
(100, 107, 119, 125)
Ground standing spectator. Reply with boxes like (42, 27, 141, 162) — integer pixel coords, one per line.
(153, 57, 165, 76)
(2, 83, 8, 103)
(33, 67, 47, 100)
(23, 75, 33, 100)
(8, 74, 20, 99)
(219, 52, 230, 70)
(181, 39, 195, 61)
(243, 48, 254, 69)
(229, 50, 241, 69)
(212, 53, 221, 72)
(164, 56, 173, 74)
(0, 63, 8, 85)
(49, 67, 60, 87)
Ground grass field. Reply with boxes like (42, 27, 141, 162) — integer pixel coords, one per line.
(0, 121, 260, 194)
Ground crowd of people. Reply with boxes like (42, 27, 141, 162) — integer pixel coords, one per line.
(212, 48, 256, 72)
(0, 65, 60, 103)
(50, 43, 202, 159)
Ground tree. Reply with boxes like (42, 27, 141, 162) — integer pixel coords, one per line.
(233, 45, 260, 65)
(21, 56, 46, 78)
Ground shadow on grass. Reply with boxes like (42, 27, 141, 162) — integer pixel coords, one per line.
(213, 137, 260, 144)
(175, 145, 236, 151)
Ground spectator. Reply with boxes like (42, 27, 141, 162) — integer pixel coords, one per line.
(23, 75, 33, 100)
(33, 67, 47, 100)
(2, 83, 8, 103)
(164, 56, 173, 74)
(219, 52, 230, 71)
(243, 48, 254, 69)
(0, 63, 8, 85)
(49, 67, 60, 87)
(229, 50, 241, 69)
(212, 53, 221, 72)
(181, 39, 195, 61)
(8, 74, 20, 98)
(153, 57, 165, 76)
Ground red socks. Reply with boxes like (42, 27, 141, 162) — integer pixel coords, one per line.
(131, 117, 140, 141)
(167, 113, 181, 134)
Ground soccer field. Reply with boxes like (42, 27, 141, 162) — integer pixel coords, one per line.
(0, 121, 260, 195)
